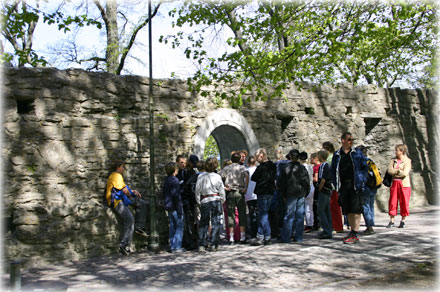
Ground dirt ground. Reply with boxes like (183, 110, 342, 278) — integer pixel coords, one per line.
(356, 260, 438, 291)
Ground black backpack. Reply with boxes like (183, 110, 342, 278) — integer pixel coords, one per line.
(279, 162, 310, 198)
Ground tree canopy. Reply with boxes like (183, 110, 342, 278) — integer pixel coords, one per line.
(1, 0, 102, 67)
(162, 0, 438, 105)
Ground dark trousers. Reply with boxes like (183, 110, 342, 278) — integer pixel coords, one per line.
(312, 183, 320, 229)
(182, 199, 197, 250)
(247, 200, 258, 239)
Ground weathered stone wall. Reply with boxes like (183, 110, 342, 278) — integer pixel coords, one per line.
(2, 67, 438, 267)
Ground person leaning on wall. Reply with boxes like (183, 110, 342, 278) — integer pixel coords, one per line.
(105, 160, 148, 256)
(386, 144, 412, 228)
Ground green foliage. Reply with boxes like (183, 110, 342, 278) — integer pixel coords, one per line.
(26, 163, 37, 173)
(162, 0, 439, 104)
(1, 1, 102, 67)
(156, 113, 169, 121)
(203, 135, 219, 160)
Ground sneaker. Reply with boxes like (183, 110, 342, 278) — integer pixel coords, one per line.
(342, 233, 359, 244)
(250, 238, 264, 246)
(198, 246, 206, 253)
(304, 226, 312, 233)
(398, 221, 405, 228)
(228, 240, 235, 245)
(172, 248, 186, 253)
(239, 238, 247, 244)
(119, 246, 130, 256)
(318, 233, 333, 239)
(208, 245, 218, 252)
(264, 239, 272, 245)
(363, 227, 375, 235)
(386, 222, 395, 228)
(135, 229, 148, 238)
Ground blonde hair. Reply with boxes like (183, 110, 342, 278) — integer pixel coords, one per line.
(395, 144, 408, 156)
(254, 148, 267, 160)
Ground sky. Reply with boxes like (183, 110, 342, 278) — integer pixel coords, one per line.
(28, 0, 232, 79)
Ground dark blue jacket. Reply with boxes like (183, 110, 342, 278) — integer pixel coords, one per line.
(331, 147, 368, 192)
(163, 176, 183, 217)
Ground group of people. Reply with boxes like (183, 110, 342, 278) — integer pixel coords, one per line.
(105, 132, 412, 255)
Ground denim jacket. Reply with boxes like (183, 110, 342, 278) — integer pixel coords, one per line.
(331, 147, 368, 192)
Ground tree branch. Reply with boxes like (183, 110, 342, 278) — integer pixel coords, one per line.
(116, 3, 161, 75)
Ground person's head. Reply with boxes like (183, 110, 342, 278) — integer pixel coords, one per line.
(310, 153, 319, 165)
(231, 151, 241, 163)
(205, 157, 218, 172)
(322, 141, 335, 154)
(254, 148, 268, 163)
(111, 160, 126, 173)
(247, 155, 256, 167)
(188, 154, 199, 169)
(299, 151, 308, 162)
(223, 159, 232, 168)
(340, 132, 353, 151)
(239, 150, 248, 164)
(275, 148, 284, 161)
(288, 149, 300, 162)
(197, 160, 206, 172)
(176, 155, 187, 170)
(395, 144, 408, 159)
(317, 150, 329, 163)
(165, 162, 178, 176)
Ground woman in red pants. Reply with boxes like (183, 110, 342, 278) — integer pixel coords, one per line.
(386, 144, 412, 228)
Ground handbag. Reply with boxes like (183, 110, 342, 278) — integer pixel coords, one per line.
(382, 171, 393, 187)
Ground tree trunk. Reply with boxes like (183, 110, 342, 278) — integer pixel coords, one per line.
(105, 0, 119, 74)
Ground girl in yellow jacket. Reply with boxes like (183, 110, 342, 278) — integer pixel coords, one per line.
(386, 144, 412, 228)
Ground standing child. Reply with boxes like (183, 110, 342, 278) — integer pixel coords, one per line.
(317, 150, 333, 239)
(195, 157, 226, 252)
(311, 153, 321, 231)
(163, 162, 185, 253)
(301, 152, 314, 233)
(245, 155, 258, 239)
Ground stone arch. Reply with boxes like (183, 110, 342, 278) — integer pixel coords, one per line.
(193, 108, 260, 163)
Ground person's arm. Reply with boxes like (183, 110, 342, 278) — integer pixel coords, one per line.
(318, 178, 325, 192)
(216, 174, 227, 204)
(398, 158, 412, 178)
(195, 175, 202, 205)
(388, 159, 398, 176)
(240, 170, 249, 194)
(171, 179, 183, 217)
(251, 166, 261, 183)
(123, 186, 141, 198)
(313, 170, 319, 183)
(277, 165, 286, 200)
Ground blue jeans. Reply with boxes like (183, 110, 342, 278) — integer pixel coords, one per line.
(362, 186, 377, 227)
(281, 196, 305, 243)
(257, 195, 272, 240)
(198, 200, 223, 247)
(168, 210, 184, 251)
(317, 190, 333, 236)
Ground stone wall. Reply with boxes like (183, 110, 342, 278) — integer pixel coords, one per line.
(2, 67, 438, 267)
